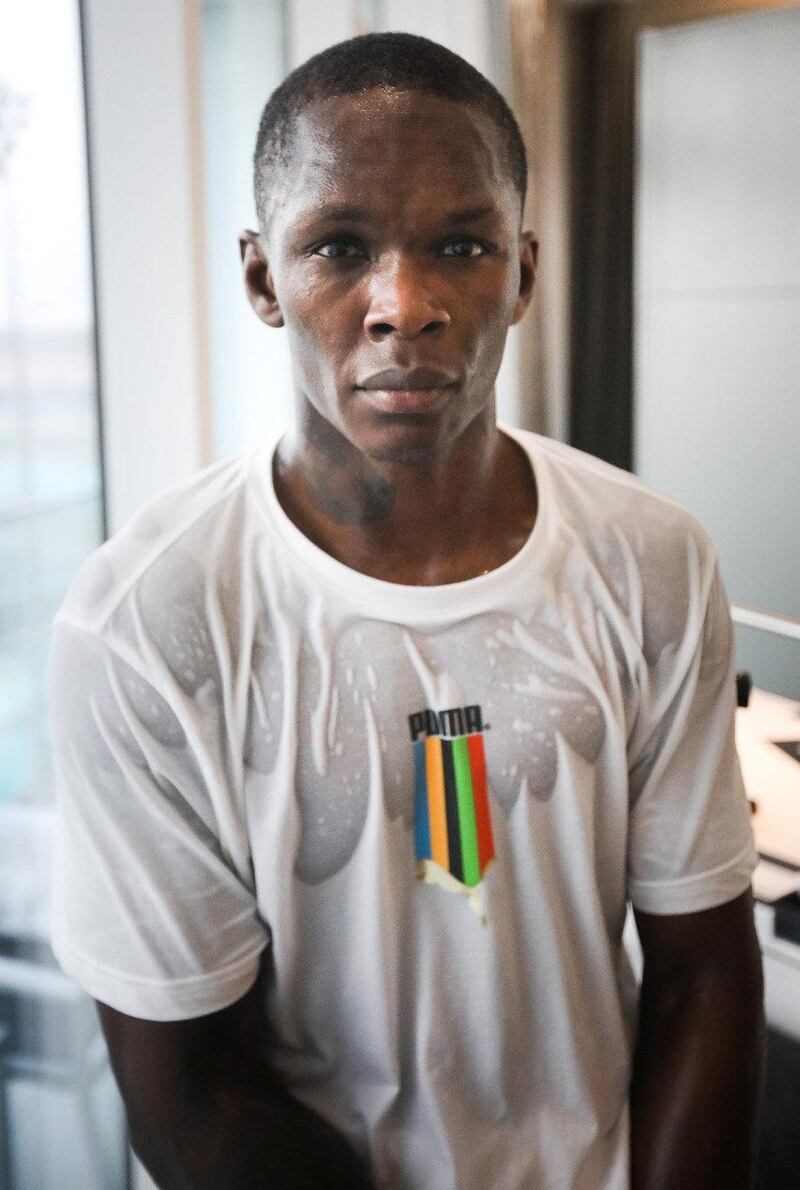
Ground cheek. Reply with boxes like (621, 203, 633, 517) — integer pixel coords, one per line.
(283, 280, 363, 357)
(283, 308, 342, 382)
(457, 276, 518, 358)
(463, 260, 519, 320)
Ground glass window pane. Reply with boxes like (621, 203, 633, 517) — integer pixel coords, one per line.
(1, 3, 125, 1189)
(0, 2, 104, 810)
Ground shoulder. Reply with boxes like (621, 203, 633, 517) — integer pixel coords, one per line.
(515, 428, 713, 555)
(56, 452, 258, 637)
(519, 429, 708, 547)
(50, 452, 269, 749)
(512, 430, 721, 661)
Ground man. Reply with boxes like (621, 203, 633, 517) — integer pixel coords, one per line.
(50, 32, 763, 1190)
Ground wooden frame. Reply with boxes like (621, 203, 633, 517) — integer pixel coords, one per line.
(640, 0, 799, 28)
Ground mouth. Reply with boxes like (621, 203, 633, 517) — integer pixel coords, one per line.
(354, 367, 459, 415)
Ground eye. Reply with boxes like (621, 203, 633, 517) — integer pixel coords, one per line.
(441, 237, 488, 259)
(313, 240, 364, 259)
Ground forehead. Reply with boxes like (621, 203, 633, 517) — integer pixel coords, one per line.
(274, 88, 514, 227)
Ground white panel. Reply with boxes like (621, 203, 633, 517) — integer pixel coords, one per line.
(289, 0, 354, 66)
(381, 0, 496, 87)
(635, 6, 800, 673)
(638, 11, 800, 294)
(383, 0, 449, 46)
(202, 0, 293, 457)
(82, 0, 208, 532)
(636, 298, 800, 614)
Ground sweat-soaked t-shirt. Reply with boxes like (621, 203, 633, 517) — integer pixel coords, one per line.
(49, 426, 757, 1190)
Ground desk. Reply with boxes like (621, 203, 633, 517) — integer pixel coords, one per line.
(736, 688, 800, 1038)
(738, 687, 800, 873)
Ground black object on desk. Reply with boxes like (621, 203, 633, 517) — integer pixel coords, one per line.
(774, 891, 800, 947)
(773, 740, 800, 766)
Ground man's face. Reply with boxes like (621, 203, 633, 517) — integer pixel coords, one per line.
(244, 88, 535, 463)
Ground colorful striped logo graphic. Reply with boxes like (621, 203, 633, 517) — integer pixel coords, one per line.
(409, 705, 495, 895)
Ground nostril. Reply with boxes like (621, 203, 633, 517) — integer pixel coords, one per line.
(370, 322, 394, 335)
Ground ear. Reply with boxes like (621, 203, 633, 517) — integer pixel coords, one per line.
(239, 228, 284, 328)
(511, 232, 537, 326)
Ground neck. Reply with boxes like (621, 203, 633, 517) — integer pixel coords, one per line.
(272, 402, 537, 585)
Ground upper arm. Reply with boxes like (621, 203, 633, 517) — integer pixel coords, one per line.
(96, 961, 278, 1130)
(632, 890, 763, 994)
(95, 966, 375, 1190)
(627, 556, 757, 917)
(50, 620, 269, 1020)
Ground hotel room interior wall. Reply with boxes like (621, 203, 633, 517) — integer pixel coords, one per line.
(81, 0, 211, 533)
(202, 0, 291, 460)
(634, 6, 800, 697)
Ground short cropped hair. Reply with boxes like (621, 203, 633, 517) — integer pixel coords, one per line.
(253, 32, 528, 228)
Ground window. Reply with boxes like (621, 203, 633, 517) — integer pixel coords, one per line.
(0, 3, 103, 814)
(0, 4, 125, 1188)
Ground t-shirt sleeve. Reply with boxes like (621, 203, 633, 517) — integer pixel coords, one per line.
(49, 618, 269, 1020)
(626, 551, 757, 915)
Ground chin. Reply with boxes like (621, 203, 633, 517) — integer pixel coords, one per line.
(367, 442, 444, 465)
(353, 409, 471, 466)
(359, 424, 452, 466)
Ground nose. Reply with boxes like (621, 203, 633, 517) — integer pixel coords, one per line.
(364, 254, 450, 339)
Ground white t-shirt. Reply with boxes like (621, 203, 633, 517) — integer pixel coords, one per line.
(49, 427, 756, 1190)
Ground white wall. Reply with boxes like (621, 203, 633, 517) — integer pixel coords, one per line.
(82, 0, 211, 533)
(634, 6, 800, 696)
(288, 0, 502, 81)
(202, 0, 291, 457)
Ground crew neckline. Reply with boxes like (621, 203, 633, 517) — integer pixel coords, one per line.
(248, 424, 552, 621)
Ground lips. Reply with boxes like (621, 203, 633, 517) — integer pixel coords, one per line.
(357, 366, 458, 391)
(354, 366, 458, 414)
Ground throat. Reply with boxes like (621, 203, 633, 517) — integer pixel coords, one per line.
(271, 425, 537, 585)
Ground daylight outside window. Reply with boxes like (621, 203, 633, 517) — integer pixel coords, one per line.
(0, 2, 126, 1187)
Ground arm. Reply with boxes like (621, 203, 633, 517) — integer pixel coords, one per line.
(97, 968, 373, 1190)
(630, 890, 765, 1190)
